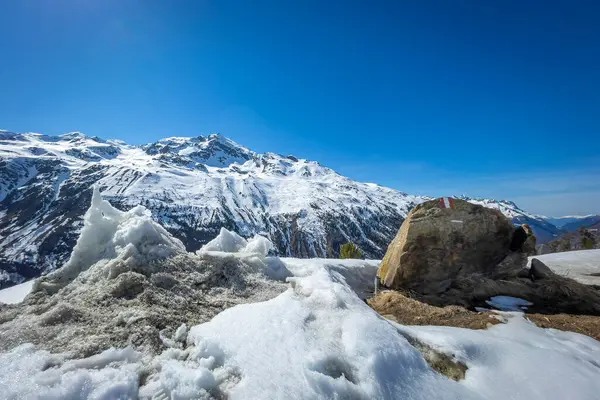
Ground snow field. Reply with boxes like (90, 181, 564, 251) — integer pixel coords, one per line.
(530, 249, 600, 285)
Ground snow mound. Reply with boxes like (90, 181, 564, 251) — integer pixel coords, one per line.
(199, 227, 273, 257)
(141, 264, 600, 399)
(33, 187, 186, 294)
(0, 193, 288, 358)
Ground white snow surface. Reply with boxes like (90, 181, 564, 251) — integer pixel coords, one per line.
(0, 279, 34, 304)
(0, 345, 141, 399)
(396, 316, 600, 400)
(530, 249, 600, 286)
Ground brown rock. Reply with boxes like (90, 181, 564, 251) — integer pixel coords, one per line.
(377, 198, 514, 293)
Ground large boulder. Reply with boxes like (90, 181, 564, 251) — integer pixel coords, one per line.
(378, 198, 515, 293)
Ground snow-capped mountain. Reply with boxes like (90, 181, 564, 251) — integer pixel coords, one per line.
(543, 215, 600, 232)
(457, 197, 563, 244)
(0, 130, 423, 287)
(0, 130, 557, 288)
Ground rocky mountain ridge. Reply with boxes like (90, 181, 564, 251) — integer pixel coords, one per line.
(0, 129, 564, 288)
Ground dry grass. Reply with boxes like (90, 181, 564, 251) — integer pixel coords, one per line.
(369, 290, 501, 330)
(526, 313, 600, 341)
(369, 290, 600, 341)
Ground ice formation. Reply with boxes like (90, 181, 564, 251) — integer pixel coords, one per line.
(199, 227, 273, 257)
(33, 187, 186, 294)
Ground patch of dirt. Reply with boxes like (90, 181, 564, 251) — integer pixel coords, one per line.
(369, 290, 501, 330)
(398, 330, 468, 381)
(369, 291, 600, 341)
(526, 313, 600, 341)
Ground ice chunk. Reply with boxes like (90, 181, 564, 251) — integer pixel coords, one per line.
(199, 227, 273, 257)
(174, 323, 189, 343)
(33, 187, 185, 294)
(200, 228, 248, 253)
(243, 235, 273, 257)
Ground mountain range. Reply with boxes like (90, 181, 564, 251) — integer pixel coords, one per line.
(0, 130, 582, 288)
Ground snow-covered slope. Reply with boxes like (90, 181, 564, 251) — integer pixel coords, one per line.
(0, 130, 555, 288)
(530, 250, 600, 286)
(1, 193, 598, 399)
(459, 197, 562, 244)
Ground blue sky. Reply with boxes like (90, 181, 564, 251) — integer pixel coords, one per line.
(1, 0, 599, 216)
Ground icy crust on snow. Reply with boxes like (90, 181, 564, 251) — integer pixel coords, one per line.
(33, 187, 186, 294)
(396, 317, 600, 400)
(0, 345, 141, 399)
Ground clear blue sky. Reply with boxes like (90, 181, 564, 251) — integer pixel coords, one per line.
(1, 0, 599, 216)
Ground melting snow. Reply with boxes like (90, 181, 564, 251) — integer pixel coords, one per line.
(1, 192, 600, 399)
(486, 296, 533, 311)
(33, 186, 185, 294)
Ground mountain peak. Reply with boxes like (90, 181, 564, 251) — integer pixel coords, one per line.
(143, 133, 254, 168)
(59, 131, 87, 139)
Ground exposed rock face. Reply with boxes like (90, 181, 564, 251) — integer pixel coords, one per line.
(378, 198, 514, 294)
